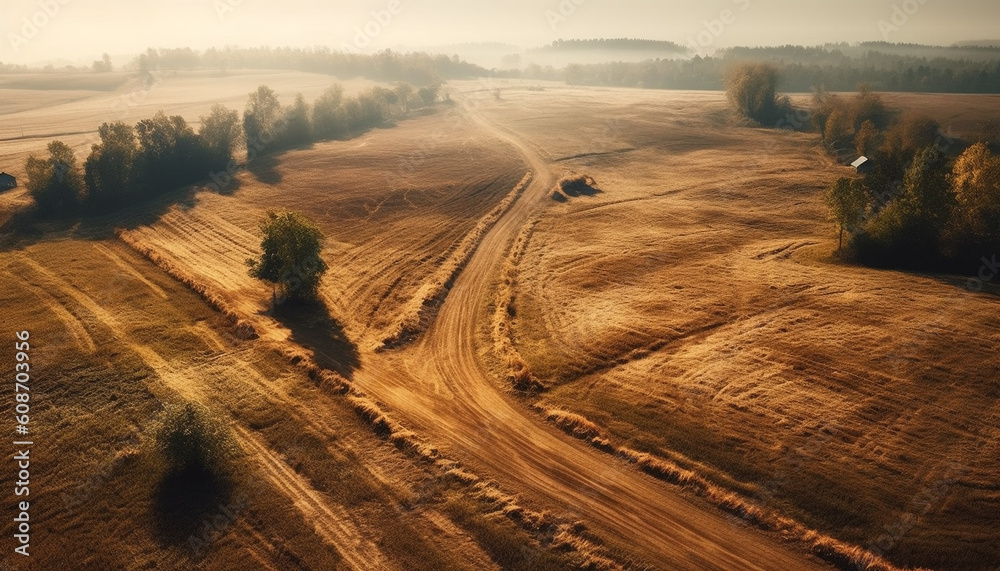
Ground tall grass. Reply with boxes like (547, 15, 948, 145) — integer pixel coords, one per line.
(492, 218, 543, 390)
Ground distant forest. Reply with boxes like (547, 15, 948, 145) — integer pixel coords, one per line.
(0, 46, 487, 86)
(520, 44, 1000, 93)
(133, 46, 488, 85)
(3, 42, 1000, 94)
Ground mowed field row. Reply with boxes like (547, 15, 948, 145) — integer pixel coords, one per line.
(119, 110, 527, 349)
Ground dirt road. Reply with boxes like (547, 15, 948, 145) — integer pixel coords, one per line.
(349, 95, 831, 569)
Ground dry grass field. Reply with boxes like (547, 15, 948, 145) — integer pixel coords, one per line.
(0, 238, 522, 570)
(2, 69, 998, 570)
(489, 86, 1000, 570)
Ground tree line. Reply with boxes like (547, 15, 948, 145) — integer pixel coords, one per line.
(820, 88, 1000, 271)
(24, 81, 440, 217)
(131, 46, 483, 86)
(519, 44, 1000, 94)
(726, 62, 1000, 273)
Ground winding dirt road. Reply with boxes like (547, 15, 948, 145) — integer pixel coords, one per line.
(350, 96, 830, 569)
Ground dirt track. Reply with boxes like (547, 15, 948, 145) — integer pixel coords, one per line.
(348, 94, 830, 570)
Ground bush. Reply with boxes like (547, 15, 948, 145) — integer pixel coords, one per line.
(154, 402, 237, 477)
(814, 85, 892, 149)
(552, 174, 600, 201)
(882, 113, 941, 157)
(558, 174, 599, 196)
(417, 84, 440, 106)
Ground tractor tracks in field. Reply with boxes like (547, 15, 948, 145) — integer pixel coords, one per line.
(106, 95, 837, 569)
(13, 249, 400, 570)
(347, 97, 836, 570)
(377, 171, 533, 351)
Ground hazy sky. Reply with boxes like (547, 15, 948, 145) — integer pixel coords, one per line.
(2, 0, 998, 66)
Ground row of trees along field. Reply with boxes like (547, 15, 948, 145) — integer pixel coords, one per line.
(131, 46, 484, 86)
(518, 44, 1000, 94)
(24, 81, 440, 217)
(0, 46, 487, 85)
(726, 62, 1000, 273)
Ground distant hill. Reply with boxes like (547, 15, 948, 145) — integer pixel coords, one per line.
(529, 38, 688, 55)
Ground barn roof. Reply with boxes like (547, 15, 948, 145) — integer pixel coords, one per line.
(850, 156, 869, 169)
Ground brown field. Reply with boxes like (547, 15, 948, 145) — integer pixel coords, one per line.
(1, 71, 998, 570)
(493, 86, 1000, 570)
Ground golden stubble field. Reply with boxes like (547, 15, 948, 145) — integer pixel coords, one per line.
(484, 86, 1000, 570)
(2, 70, 998, 570)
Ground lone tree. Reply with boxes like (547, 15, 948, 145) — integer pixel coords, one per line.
(824, 177, 869, 251)
(246, 210, 328, 302)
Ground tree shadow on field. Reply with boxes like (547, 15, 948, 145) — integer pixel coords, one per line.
(246, 155, 283, 186)
(931, 272, 1000, 299)
(0, 184, 200, 253)
(152, 463, 234, 546)
(270, 298, 361, 379)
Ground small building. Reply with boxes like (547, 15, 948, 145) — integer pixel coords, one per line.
(851, 156, 872, 174)
(0, 172, 16, 190)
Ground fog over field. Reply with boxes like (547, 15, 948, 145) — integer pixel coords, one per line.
(3, 0, 1000, 66)
(1, 1, 999, 571)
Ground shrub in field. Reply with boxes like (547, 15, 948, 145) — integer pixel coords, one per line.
(246, 210, 329, 302)
(154, 402, 237, 477)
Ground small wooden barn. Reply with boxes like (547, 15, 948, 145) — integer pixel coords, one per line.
(851, 156, 872, 174)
